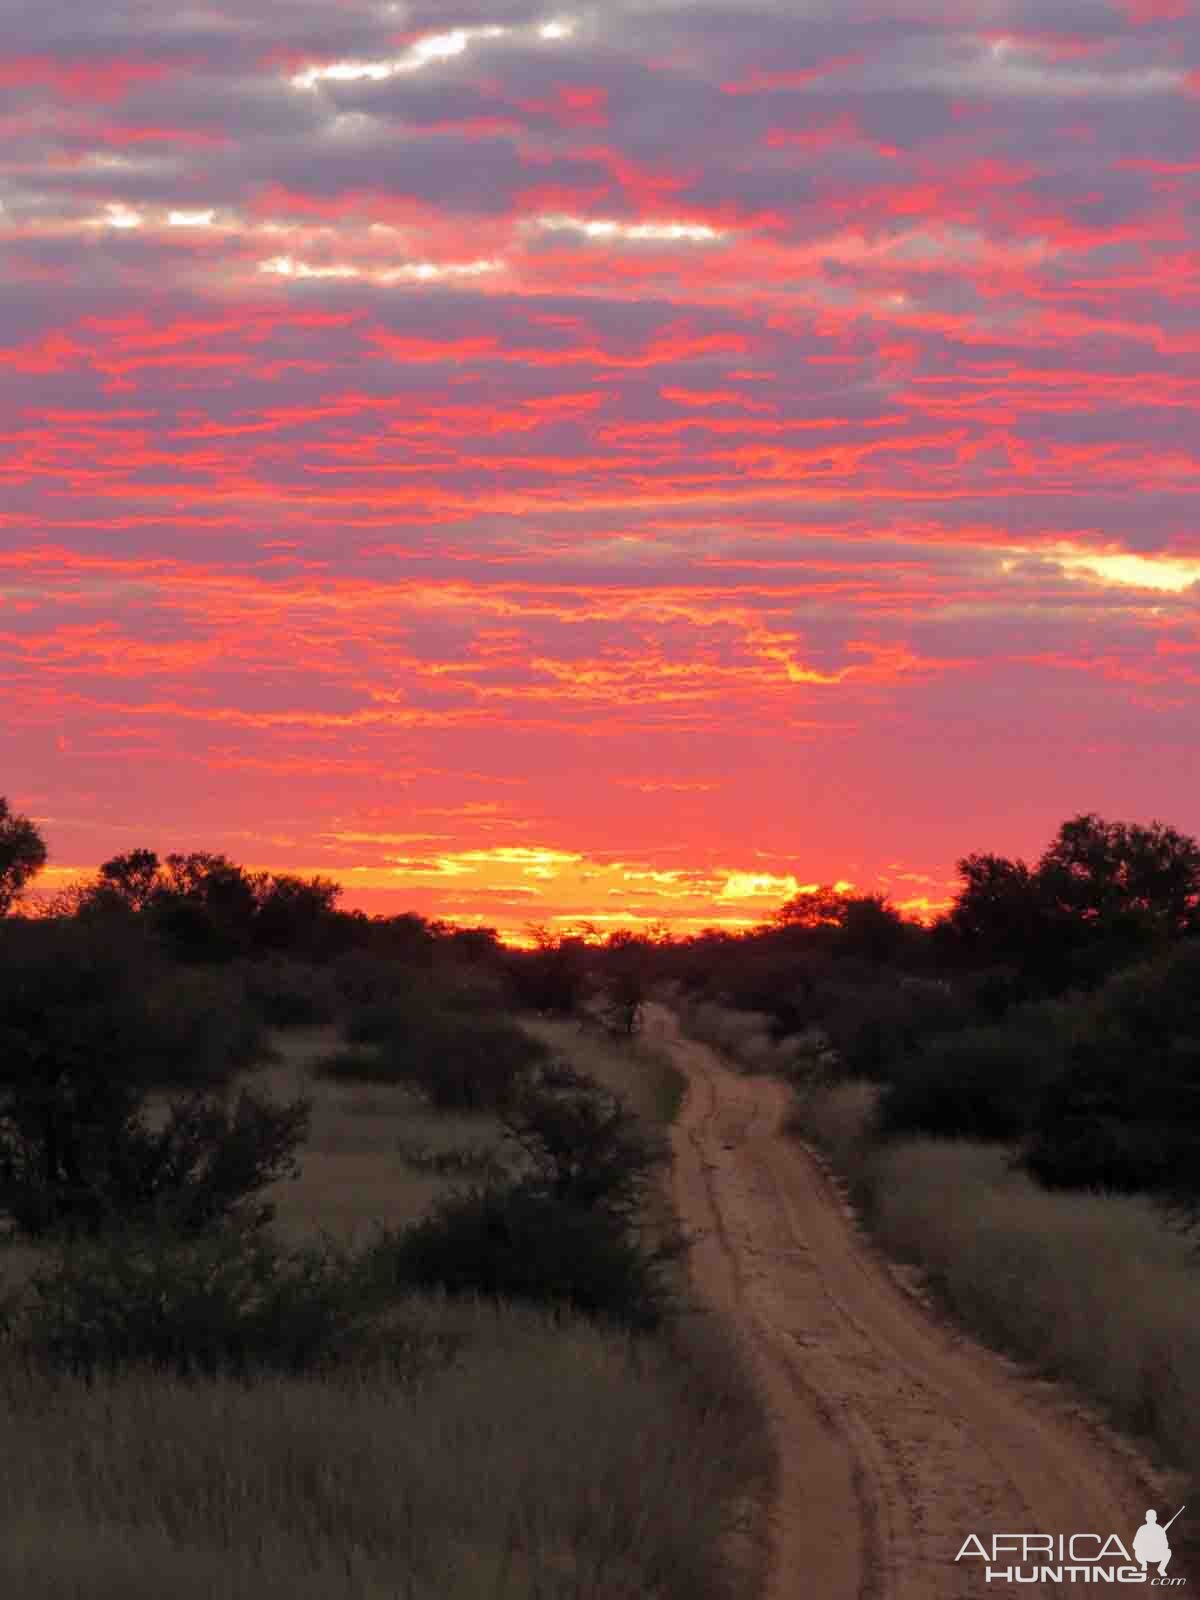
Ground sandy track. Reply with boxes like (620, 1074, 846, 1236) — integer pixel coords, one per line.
(648, 1008, 1170, 1600)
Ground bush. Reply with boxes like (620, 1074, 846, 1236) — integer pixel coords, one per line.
(502, 1063, 664, 1213)
(359, 1069, 677, 1329)
(0, 924, 311, 1237)
(879, 1017, 1064, 1140)
(363, 1180, 673, 1331)
(822, 978, 970, 1079)
(241, 959, 338, 1027)
(18, 1221, 371, 1379)
(331, 952, 421, 1013)
(1023, 943, 1200, 1202)
(0, 1082, 311, 1241)
(139, 965, 268, 1088)
(331, 1008, 549, 1111)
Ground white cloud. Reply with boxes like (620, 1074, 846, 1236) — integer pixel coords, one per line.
(95, 202, 143, 229)
(258, 255, 360, 278)
(536, 214, 727, 243)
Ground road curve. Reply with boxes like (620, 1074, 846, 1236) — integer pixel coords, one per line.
(647, 1007, 1174, 1600)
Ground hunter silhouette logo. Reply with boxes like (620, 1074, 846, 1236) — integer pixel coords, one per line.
(956, 1505, 1187, 1585)
(1134, 1509, 1181, 1581)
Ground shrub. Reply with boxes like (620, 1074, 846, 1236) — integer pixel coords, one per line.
(139, 965, 268, 1088)
(359, 1070, 677, 1329)
(879, 1018, 1063, 1140)
(362, 1180, 674, 1331)
(1023, 943, 1200, 1203)
(331, 952, 421, 1013)
(502, 1063, 664, 1214)
(822, 978, 970, 1079)
(18, 1221, 371, 1379)
(241, 959, 339, 1027)
(0, 924, 310, 1238)
(0, 1081, 311, 1240)
(333, 1008, 549, 1111)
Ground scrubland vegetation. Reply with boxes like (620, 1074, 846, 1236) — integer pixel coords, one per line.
(0, 810, 765, 1599)
(3, 796, 1199, 1592)
(659, 814, 1200, 1507)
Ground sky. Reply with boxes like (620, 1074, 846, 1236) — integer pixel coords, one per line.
(2, 0, 1198, 940)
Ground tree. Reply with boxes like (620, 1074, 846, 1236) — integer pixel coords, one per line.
(0, 922, 308, 1238)
(0, 798, 47, 916)
(96, 849, 163, 912)
(942, 815, 1200, 991)
(1037, 813, 1200, 942)
(599, 930, 653, 1035)
(1023, 942, 1200, 1205)
(252, 873, 341, 955)
(772, 884, 854, 929)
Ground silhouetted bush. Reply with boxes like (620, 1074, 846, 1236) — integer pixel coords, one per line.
(139, 965, 267, 1088)
(1024, 943, 1200, 1202)
(19, 1221, 369, 1379)
(358, 1069, 675, 1329)
(0, 923, 308, 1238)
(363, 1180, 672, 1330)
(241, 958, 339, 1027)
(823, 978, 970, 1079)
(0, 1082, 311, 1240)
(879, 1017, 1064, 1140)
(328, 1008, 549, 1111)
(502, 1063, 665, 1213)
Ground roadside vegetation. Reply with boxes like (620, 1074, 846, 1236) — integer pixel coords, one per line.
(5, 795, 1199, 1589)
(658, 812, 1200, 1531)
(0, 805, 765, 1600)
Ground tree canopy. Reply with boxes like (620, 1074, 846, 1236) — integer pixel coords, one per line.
(0, 798, 47, 916)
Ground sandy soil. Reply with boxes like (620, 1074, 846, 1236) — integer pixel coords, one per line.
(648, 1007, 1177, 1600)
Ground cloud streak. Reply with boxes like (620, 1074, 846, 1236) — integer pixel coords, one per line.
(2, 0, 1197, 934)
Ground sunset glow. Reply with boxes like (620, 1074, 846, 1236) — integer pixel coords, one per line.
(3, 0, 1198, 940)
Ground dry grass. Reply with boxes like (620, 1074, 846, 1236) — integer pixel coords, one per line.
(235, 1026, 507, 1248)
(673, 997, 828, 1081)
(792, 1078, 1200, 1478)
(0, 1014, 765, 1600)
(520, 1018, 685, 1129)
(0, 1295, 760, 1600)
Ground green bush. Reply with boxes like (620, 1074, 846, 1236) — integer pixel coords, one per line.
(18, 1222, 370, 1379)
(1024, 943, 1200, 1202)
(502, 1063, 664, 1214)
(0, 1084, 311, 1240)
(879, 1018, 1063, 1140)
(360, 1070, 676, 1330)
(241, 959, 338, 1027)
(363, 1180, 673, 1331)
(0, 925, 309, 1238)
(332, 1008, 549, 1111)
(139, 965, 268, 1088)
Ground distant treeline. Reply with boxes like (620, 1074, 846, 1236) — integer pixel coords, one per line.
(2, 801, 1198, 1211)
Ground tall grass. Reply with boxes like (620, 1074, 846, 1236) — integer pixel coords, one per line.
(521, 1018, 686, 1128)
(0, 1013, 767, 1599)
(796, 1079, 1200, 1476)
(0, 1296, 761, 1600)
(671, 996, 828, 1081)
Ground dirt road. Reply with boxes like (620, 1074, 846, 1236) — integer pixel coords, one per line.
(649, 1008, 1172, 1600)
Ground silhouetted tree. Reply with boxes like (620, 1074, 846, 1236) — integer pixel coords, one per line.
(1024, 942, 1200, 1204)
(252, 873, 341, 956)
(599, 930, 653, 1034)
(97, 849, 163, 912)
(0, 922, 307, 1237)
(0, 798, 47, 916)
(942, 814, 1200, 991)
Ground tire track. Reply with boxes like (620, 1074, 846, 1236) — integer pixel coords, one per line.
(652, 1008, 1171, 1600)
